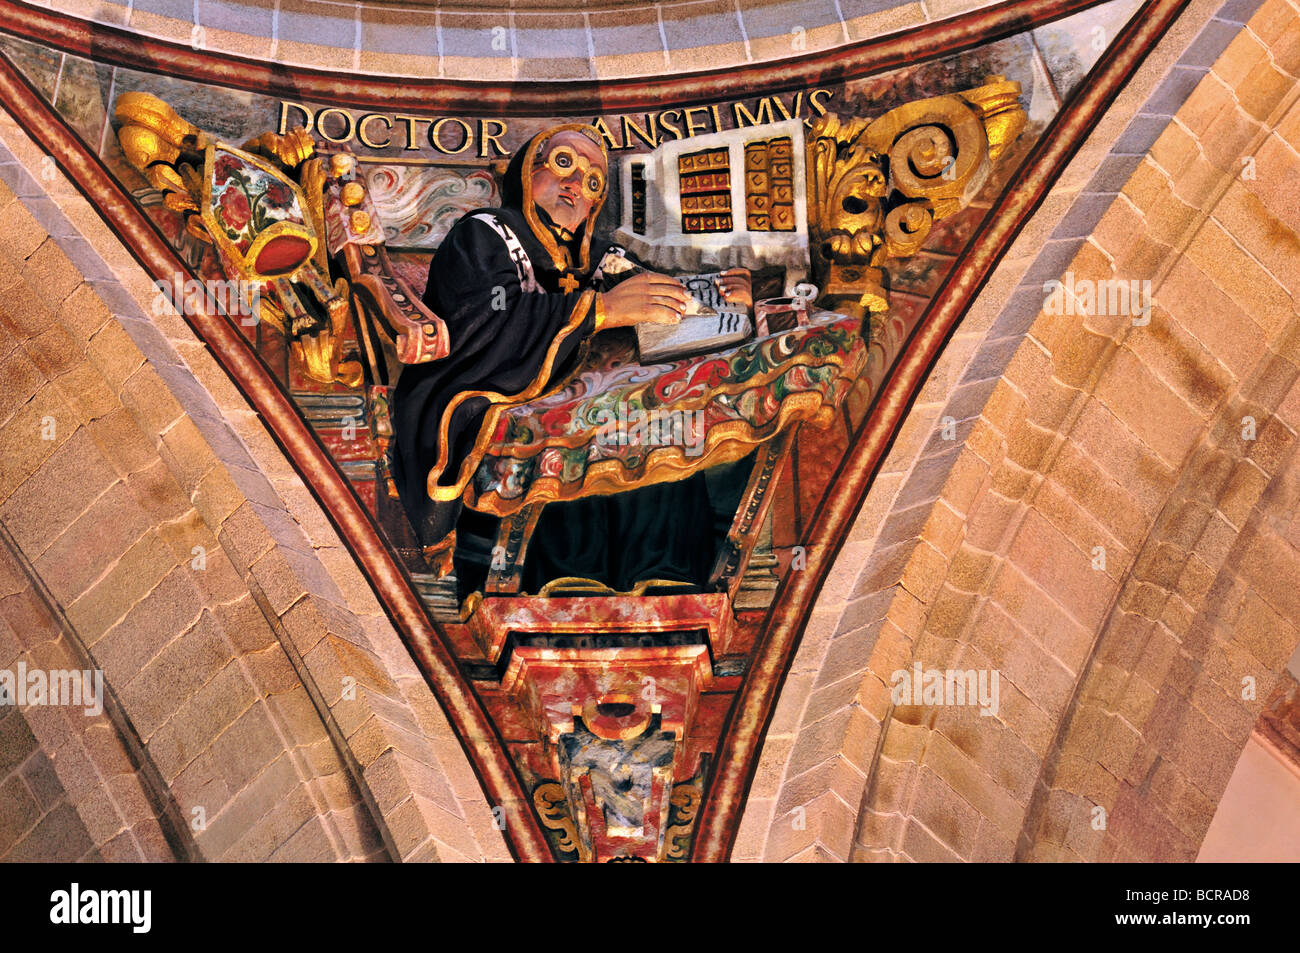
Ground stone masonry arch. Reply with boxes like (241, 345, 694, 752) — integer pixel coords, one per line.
(0, 102, 510, 862)
(737, 0, 1300, 861)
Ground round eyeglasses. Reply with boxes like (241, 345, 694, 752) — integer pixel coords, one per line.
(543, 145, 607, 201)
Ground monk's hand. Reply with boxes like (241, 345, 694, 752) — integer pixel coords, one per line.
(598, 273, 691, 328)
(715, 268, 753, 310)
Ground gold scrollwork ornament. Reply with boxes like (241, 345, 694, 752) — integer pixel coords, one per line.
(805, 76, 1026, 321)
(114, 92, 360, 388)
(661, 784, 702, 861)
(533, 782, 589, 862)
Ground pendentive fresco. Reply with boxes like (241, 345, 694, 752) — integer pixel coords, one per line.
(0, 0, 1297, 887)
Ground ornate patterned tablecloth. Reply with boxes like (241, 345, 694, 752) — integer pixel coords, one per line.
(465, 310, 867, 515)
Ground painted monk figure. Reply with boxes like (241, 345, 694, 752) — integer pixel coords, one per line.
(389, 124, 751, 590)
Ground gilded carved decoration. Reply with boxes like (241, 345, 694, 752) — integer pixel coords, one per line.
(106, 80, 1026, 865)
(533, 782, 589, 861)
(2, 0, 1212, 870)
(113, 92, 448, 388)
(112, 82, 1023, 528)
(805, 76, 1026, 320)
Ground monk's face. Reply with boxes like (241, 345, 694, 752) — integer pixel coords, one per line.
(531, 131, 607, 233)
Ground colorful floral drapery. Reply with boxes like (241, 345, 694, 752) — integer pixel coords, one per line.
(466, 311, 867, 515)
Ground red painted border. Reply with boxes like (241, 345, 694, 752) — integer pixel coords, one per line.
(690, 0, 1194, 861)
(0, 0, 1111, 115)
(0, 48, 555, 863)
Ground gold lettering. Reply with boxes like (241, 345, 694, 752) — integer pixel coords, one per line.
(276, 91, 833, 157)
(733, 97, 776, 128)
(430, 117, 472, 155)
(683, 106, 710, 138)
(658, 109, 683, 141)
(771, 91, 803, 121)
(394, 114, 430, 152)
(589, 116, 621, 152)
(478, 119, 509, 158)
(358, 113, 392, 150)
(620, 114, 658, 150)
(316, 107, 356, 144)
(278, 101, 314, 136)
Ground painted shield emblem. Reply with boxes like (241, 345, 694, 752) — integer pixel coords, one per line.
(201, 144, 317, 281)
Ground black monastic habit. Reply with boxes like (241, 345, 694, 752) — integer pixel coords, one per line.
(390, 135, 738, 593)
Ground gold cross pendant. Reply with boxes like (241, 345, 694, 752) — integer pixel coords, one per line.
(558, 272, 580, 294)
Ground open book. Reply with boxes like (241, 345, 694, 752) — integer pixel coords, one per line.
(598, 252, 752, 362)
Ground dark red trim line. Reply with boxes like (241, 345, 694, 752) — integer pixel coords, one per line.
(0, 48, 555, 863)
(0, 0, 1111, 115)
(690, 0, 1194, 861)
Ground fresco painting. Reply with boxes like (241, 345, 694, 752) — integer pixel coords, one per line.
(0, 7, 1095, 860)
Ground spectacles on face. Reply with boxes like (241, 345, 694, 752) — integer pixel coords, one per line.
(543, 145, 607, 202)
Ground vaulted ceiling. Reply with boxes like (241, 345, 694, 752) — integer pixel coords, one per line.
(1, 0, 1297, 864)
